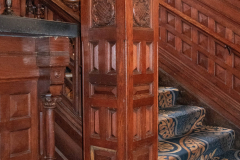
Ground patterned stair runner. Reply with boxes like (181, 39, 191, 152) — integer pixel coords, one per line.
(158, 87, 239, 160)
(158, 105, 205, 140)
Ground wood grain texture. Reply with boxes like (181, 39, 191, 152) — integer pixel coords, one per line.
(82, 0, 158, 159)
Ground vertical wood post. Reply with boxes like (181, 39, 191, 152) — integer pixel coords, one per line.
(82, 0, 159, 159)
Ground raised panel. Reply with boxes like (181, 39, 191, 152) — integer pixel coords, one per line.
(215, 64, 226, 82)
(133, 145, 153, 160)
(107, 109, 117, 141)
(198, 52, 208, 70)
(182, 41, 192, 59)
(167, 31, 175, 47)
(146, 42, 153, 72)
(198, 12, 208, 27)
(234, 53, 240, 70)
(133, 107, 141, 141)
(233, 76, 240, 93)
(133, 83, 153, 99)
(167, 12, 175, 28)
(91, 107, 100, 138)
(234, 33, 240, 46)
(146, 106, 153, 137)
(10, 129, 30, 156)
(10, 94, 30, 119)
(90, 146, 116, 160)
(90, 42, 99, 72)
(182, 2, 191, 17)
(215, 43, 227, 62)
(106, 42, 117, 74)
(216, 22, 226, 37)
(133, 42, 141, 74)
(166, 0, 175, 7)
(182, 21, 192, 39)
(90, 84, 117, 98)
(198, 32, 208, 50)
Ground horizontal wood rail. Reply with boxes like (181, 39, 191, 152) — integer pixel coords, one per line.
(159, 0, 240, 56)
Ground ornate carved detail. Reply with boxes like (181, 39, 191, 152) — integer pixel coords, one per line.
(43, 94, 61, 109)
(92, 0, 115, 27)
(26, 0, 35, 18)
(133, 0, 151, 28)
(35, 4, 45, 19)
(62, 0, 80, 12)
(2, 0, 16, 16)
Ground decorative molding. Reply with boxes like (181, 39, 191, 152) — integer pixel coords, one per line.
(43, 94, 62, 109)
(92, 0, 115, 27)
(62, 0, 80, 12)
(133, 0, 151, 28)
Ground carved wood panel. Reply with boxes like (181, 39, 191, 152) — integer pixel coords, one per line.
(159, 2, 240, 127)
(83, 0, 158, 159)
(0, 80, 38, 160)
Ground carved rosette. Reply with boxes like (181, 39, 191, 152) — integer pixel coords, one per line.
(92, 0, 115, 27)
(133, 0, 151, 28)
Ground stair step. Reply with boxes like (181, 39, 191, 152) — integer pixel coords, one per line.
(158, 105, 205, 140)
(217, 149, 240, 160)
(158, 87, 179, 109)
(158, 126, 235, 160)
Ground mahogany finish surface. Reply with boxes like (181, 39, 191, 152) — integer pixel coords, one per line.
(159, 0, 240, 129)
(82, 0, 158, 159)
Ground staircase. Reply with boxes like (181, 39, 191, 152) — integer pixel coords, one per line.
(157, 87, 240, 160)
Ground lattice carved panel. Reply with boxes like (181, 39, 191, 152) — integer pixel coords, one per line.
(92, 0, 116, 27)
(215, 43, 227, 62)
(198, 52, 208, 70)
(133, 0, 151, 28)
(198, 32, 208, 50)
(182, 41, 192, 59)
(166, 0, 175, 7)
(233, 76, 240, 93)
(198, 12, 208, 27)
(182, 21, 192, 39)
(234, 53, 240, 70)
(167, 31, 175, 48)
(182, 2, 191, 17)
(167, 12, 175, 28)
(216, 22, 226, 37)
(215, 64, 226, 82)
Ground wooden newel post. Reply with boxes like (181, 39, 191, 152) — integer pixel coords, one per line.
(42, 94, 61, 160)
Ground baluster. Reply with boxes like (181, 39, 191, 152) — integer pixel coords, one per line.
(26, 0, 35, 18)
(2, 0, 15, 15)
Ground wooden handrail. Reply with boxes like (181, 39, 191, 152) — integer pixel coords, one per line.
(41, 0, 80, 23)
(159, 0, 240, 55)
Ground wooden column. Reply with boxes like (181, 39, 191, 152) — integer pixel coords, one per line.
(36, 37, 70, 160)
(82, 0, 158, 159)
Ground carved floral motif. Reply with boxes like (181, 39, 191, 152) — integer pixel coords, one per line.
(133, 0, 151, 27)
(92, 0, 115, 27)
(43, 95, 61, 109)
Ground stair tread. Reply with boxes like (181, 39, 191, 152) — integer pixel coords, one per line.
(158, 105, 205, 140)
(158, 87, 179, 109)
(158, 126, 235, 160)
